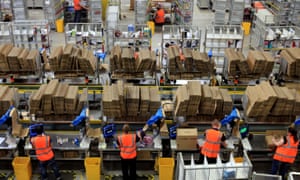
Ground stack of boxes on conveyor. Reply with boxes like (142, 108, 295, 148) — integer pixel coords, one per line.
(0, 86, 19, 115)
(0, 44, 40, 75)
(173, 82, 233, 120)
(242, 81, 300, 121)
(225, 48, 275, 78)
(47, 44, 97, 76)
(29, 80, 87, 120)
(109, 45, 156, 79)
(280, 48, 300, 78)
(102, 82, 161, 121)
(168, 48, 214, 80)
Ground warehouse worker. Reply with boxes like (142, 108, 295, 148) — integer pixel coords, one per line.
(199, 119, 227, 164)
(73, 0, 88, 23)
(155, 4, 165, 26)
(117, 124, 142, 180)
(271, 127, 299, 179)
(31, 125, 61, 180)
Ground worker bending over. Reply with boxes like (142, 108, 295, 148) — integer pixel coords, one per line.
(155, 4, 165, 26)
(199, 119, 227, 164)
(117, 124, 142, 180)
(31, 125, 61, 180)
(271, 127, 299, 179)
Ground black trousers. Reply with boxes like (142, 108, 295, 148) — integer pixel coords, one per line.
(199, 153, 217, 164)
(121, 157, 136, 180)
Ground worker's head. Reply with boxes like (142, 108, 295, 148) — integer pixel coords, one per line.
(157, 3, 162, 10)
(122, 124, 130, 134)
(35, 125, 44, 135)
(211, 119, 221, 129)
(288, 126, 298, 142)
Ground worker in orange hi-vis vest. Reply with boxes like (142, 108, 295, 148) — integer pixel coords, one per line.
(31, 125, 61, 180)
(271, 127, 299, 179)
(117, 124, 142, 180)
(199, 119, 227, 164)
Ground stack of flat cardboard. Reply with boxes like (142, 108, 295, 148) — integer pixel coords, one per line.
(280, 50, 296, 77)
(244, 86, 266, 117)
(186, 81, 201, 116)
(183, 48, 193, 72)
(271, 86, 287, 116)
(136, 49, 156, 73)
(286, 48, 300, 76)
(140, 86, 150, 115)
(225, 48, 239, 75)
(262, 52, 275, 75)
(0, 87, 9, 114)
(70, 47, 80, 70)
(167, 47, 176, 73)
(237, 51, 250, 75)
(126, 86, 140, 116)
(7, 47, 23, 71)
(211, 87, 223, 115)
(85, 50, 97, 75)
(29, 84, 47, 114)
(24, 50, 39, 72)
(219, 89, 233, 114)
(102, 85, 120, 117)
(199, 85, 215, 115)
(0, 44, 13, 71)
(192, 51, 212, 75)
(281, 87, 295, 116)
(60, 44, 74, 70)
(65, 86, 78, 114)
(18, 49, 29, 70)
(116, 81, 126, 116)
(53, 83, 68, 115)
(42, 79, 59, 115)
(109, 45, 122, 72)
(0, 87, 18, 115)
(258, 82, 277, 115)
(76, 88, 88, 114)
(122, 48, 136, 72)
(247, 50, 266, 74)
(293, 89, 300, 115)
(149, 87, 161, 114)
(173, 46, 184, 72)
(174, 86, 189, 117)
(49, 46, 63, 71)
(11, 108, 28, 138)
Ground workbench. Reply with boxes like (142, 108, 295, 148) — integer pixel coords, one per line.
(0, 134, 18, 159)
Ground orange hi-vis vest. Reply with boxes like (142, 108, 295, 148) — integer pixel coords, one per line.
(155, 9, 165, 24)
(118, 134, 137, 159)
(274, 135, 299, 163)
(31, 135, 54, 161)
(201, 129, 222, 158)
(74, 0, 82, 10)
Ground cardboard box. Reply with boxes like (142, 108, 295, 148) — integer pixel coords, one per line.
(265, 130, 286, 148)
(160, 122, 169, 137)
(176, 128, 198, 150)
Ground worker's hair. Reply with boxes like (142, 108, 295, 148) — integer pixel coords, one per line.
(35, 125, 44, 135)
(211, 119, 221, 129)
(123, 124, 130, 133)
(288, 127, 298, 142)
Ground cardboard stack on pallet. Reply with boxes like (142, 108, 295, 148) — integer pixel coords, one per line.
(81, 50, 97, 75)
(258, 82, 277, 115)
(286, 48, 300, 76)
(211, 86, 223, 115)
(167, 47, 177, 73)
(140, 86, 150, 116)
(24, 50, 39, 72)
(0, 87, 18, 115)
(149, 87, 161, 114)
(199, 85, 215, 115)
(0, 44, 13, 71)
(18, 49, 29, 70)
(60, 44, 74, 70)
(109, 45, 122, 72)
(42, 79, 59, 115)
(280, 50, 296, 77)
(262, 52, 275, 76)
(243, 86, 265, 117)
(53, 83, 68, 115)
(219, 89, 233, 114)
(237, 51, 250, 75)
(225, 48, 240, 75)
(271, 86, 287, 116)
(136, 49, 156, 73)
(183, 48, 193, 72)
(29, 84, 47, 114)
(126, 86, 140, 116)
(247, 50, 266, 75)
(292, 89, 300, 115)
(76, 88, 88, 114)
(192, 51, 213, 76)
(122, 48, 136, 72)
(7, 47, 23, 71)
(48, 46, 63, 71)
(116, 81, 126, 116)
(281, 87, 295, 116)
(174, 86, 189, 117)
(102, 85, 122, 118)
(186, 81, 201, 116)
(65, 86, 79, 114)
(70, 48, 80, 70)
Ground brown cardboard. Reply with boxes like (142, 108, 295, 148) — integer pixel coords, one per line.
(48, 46, 63, 71)
(262, 51, 275, 75)
(53, 83, 69, 114)
(219, 89, 233, 114)
(0, 44, 13, 71)
(18, 49, 29, 70)
(65, 86, 79, 115)
(160, 122, 169, 137)
(7, 47, 23, 71)
(265, 130, 286, 148)
(280, 50, 296, 76)
(29, 84, 47, 114)
(25, 49, 39, 71)
(176, 128, 198, 150)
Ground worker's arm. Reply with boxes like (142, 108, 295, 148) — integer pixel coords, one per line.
(221, 134, 227, 147)
(79, 0, 89, 10)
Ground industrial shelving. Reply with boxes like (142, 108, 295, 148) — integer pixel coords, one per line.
(43, 0, 65, 29)
(135, 0, 149, 24)
(112, 24, 152, 51)
(173, 0, 194, 25)
(213, 0, 227, 24)
(12, 0, 28, 20)
(291, 0, 300, 26)
(27, 0, 43, 8)
(11, 20, 50, 50)
(229, 0, 245, 25)
(265, 0, 291, 25)
(0, 22, 12, 44)
(197, 0, 210, 9)
(65, 23, 104, 52)
(89, 0, 102, 23)
(204, 25, 244, 74)
(0, 0, 12, 21)
(106, 6, 119, 52)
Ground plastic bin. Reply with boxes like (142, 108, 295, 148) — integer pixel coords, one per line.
(242, 22, 251, 35)
(159, 157, 174, 180)
(12, 156, 32, 180)
(147, 21, 155, 35)
(85, 157, 101, 180)
(55, 19, 64, 33)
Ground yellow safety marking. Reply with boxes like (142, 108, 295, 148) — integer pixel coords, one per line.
(147, 174, 155, 180)
(165, 119, 173, 124)
(104, 175, 113, 180)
